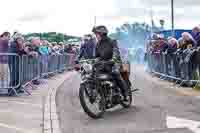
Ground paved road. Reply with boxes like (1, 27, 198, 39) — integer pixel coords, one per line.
(0, 71, 72, 133)
(56, 65, 200, 133)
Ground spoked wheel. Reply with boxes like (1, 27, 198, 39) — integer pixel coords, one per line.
(79, 84, 106, 119)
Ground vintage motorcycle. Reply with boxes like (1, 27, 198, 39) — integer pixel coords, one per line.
(76, 59, 137, 119)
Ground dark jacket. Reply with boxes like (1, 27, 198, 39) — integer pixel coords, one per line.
(9, 41, 24, 87)
(159, 40, 169, 52)
(192, 32, 200, 47)
(9, 41, 27, 55)
(78, 40, 95, 59)
(0, 39, 9, 64)
(167, 43, 178, 54)
(95, 36, 122, 64)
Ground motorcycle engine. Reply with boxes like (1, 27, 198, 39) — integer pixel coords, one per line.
(82, 63, 92, 73)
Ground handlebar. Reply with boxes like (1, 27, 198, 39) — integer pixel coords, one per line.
(78, 59, 115, 65)
(94, 60, 115, 65)
(78, 59, 97, 64)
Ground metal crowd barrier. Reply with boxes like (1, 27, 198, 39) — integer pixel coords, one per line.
(0, 53, 76, 96)
(147, 51, 200, 86)
(0, 53, 20, 95)
(66, 53, 76, 70)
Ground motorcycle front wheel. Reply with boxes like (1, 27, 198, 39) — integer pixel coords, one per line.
(79, 84, 106, 119)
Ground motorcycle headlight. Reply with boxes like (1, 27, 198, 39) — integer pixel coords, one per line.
(83, 63, 92, 72)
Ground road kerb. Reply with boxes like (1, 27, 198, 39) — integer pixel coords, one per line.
(43, 71, 74, 133)
(44, 90, 61, 133)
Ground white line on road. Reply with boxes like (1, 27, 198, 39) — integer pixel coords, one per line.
(167, 115, 200, 133)
(0, 122, 34, 133)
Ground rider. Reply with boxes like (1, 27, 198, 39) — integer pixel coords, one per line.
(92, 25, 129, 101)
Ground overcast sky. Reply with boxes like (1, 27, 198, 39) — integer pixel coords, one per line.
(0, 0, 200, 36)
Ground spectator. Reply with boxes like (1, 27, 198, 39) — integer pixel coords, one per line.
(52, 42, 57, 47)
(39, 40, 49, 55)
(0, 32, 10, 88)
(58, 42, 64, 54)
(48, 43, 54, 55)
(192, 26, 200, 47)
(52, 42, 61, 54)
(152, 33, 159, 40)
(167, 38, 178, 53)
(29, 37, 40, 85)
(157, 36, 168, 52)
(0, 32, 10, 52)
(29, 37, 40, 57)
(64, 45, 68, 53)
(10, 36, 27, 55)
(39, 40, 49, 77)
(72, 45, 79, 55)
(64, 44, 74, 54)
(77, 34, 96, 60)
(71, 44, 78, 54)
(178, 32, 196, 50)
(24, 42, 32, 54)
(9, 35, 27, 94)
(151, 40, 162, 53)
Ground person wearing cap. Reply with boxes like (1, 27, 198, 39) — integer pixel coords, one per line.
(92, 25, 130, 101)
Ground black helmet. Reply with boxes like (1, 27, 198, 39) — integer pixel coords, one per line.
(92, 25, 108, 34)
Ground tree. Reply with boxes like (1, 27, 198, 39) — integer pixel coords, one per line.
(23, 32, 80, 43)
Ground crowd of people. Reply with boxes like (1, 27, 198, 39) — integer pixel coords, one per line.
(0, 31, 79, 58)
(146, 25, 200, 82)
(146, 26, 200, 54)
(0, 31, 79, 95)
